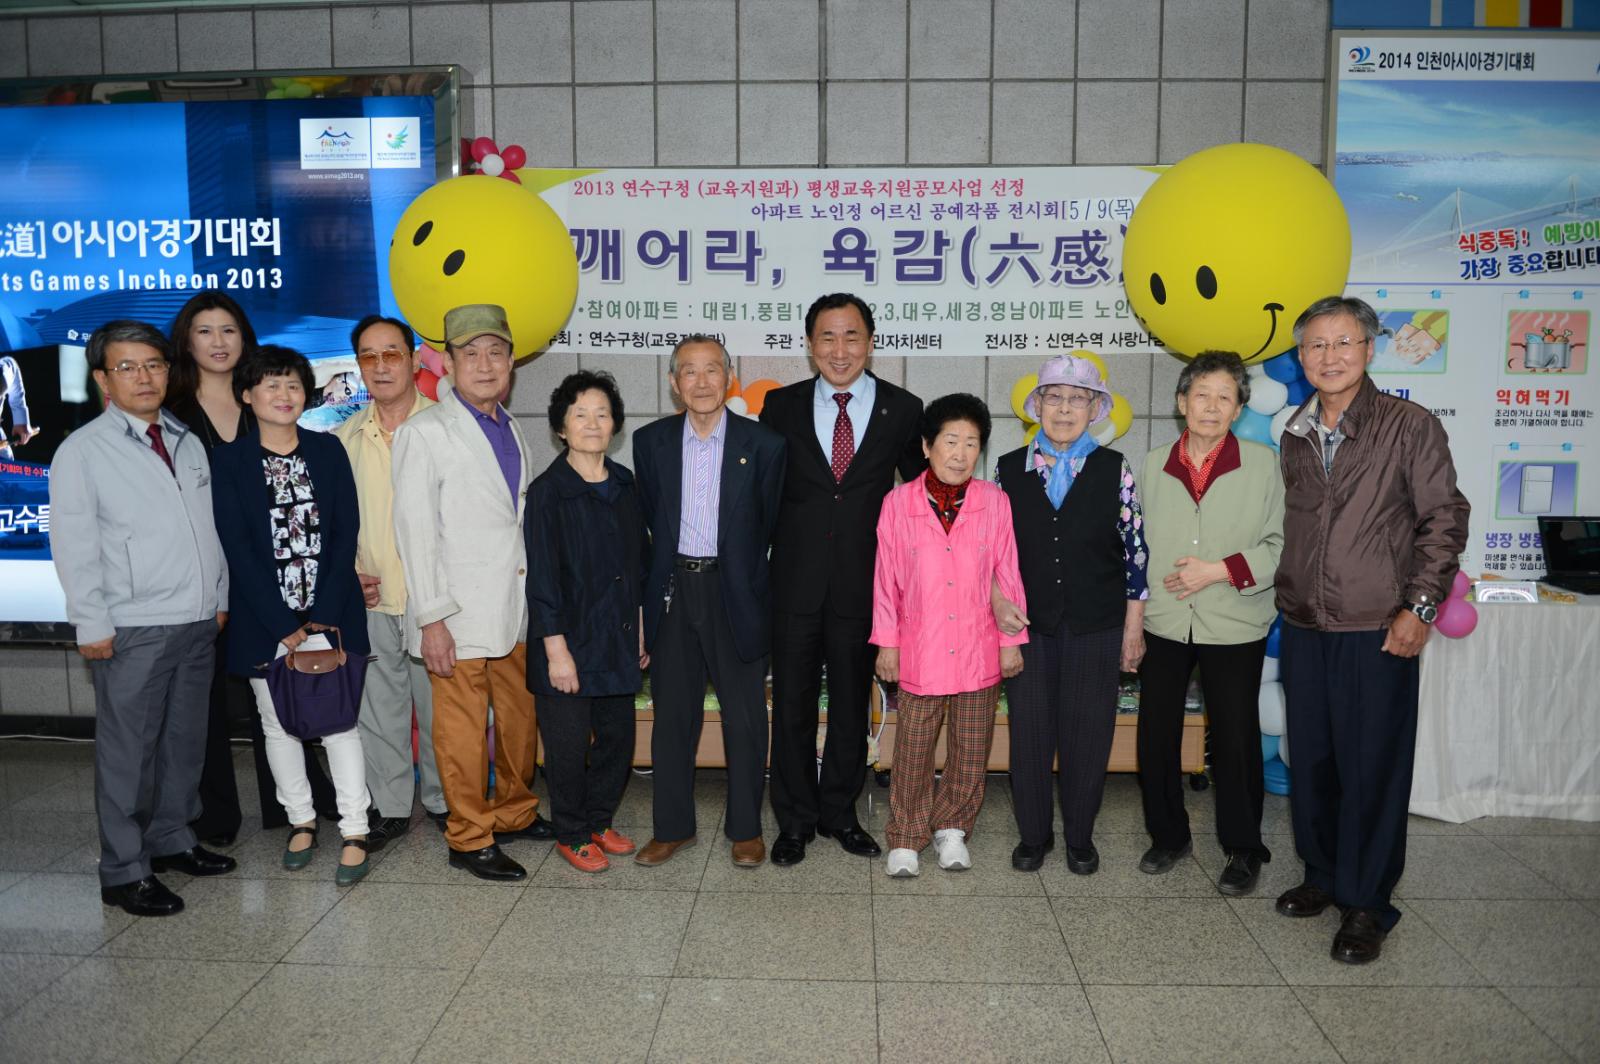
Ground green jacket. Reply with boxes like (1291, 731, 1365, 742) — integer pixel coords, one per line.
(1140, 432, 1284, 645)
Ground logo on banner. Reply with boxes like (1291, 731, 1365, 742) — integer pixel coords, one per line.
(1347, 46, 1375, 74)
(299, 119, 371, 170)
(372, 119, 422, 169)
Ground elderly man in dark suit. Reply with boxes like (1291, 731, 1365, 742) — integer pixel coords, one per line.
(760, 293, 926, 866)
(633, 334, 786, 868)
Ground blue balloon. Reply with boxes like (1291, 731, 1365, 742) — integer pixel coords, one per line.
(1286, 377, 1314, 405)
(1264, 757, 1291, 796)
(1266, 614, 1283, 656)
(1262, 351, 1301, 382)
(1261, 733, 1281, 762)
(1234, 406, 1273, 445)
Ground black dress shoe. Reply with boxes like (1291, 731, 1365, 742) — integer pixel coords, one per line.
(770, 831, 813, 867)
(424, 809, 449, 832)
(200, 831, 237, 848)
(1011, 837, 1055, 872)
(1217, 853, 1263, 896)
(366, 816, 412, 853)
(151, 845, 237, 877)
(102, 875, 184, 917)
(1138, 841, 1192, 875)
(817, 824, 882, 857)
(1065, 843, 1099, 876)
(1276, 881, 1335, 917)
(447, 844, 527, 881)
(1331, 908, 1387, 964)
(495, 814, 556, 844)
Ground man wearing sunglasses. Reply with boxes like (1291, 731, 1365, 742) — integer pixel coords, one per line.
(334, 315, 446, 849)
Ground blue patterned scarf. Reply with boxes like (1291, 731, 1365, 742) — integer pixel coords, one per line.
(1033, 431, 1100, 509)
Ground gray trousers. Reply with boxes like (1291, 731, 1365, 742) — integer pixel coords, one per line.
(357, 610, 445, 819)
(91, 620, 214, 887)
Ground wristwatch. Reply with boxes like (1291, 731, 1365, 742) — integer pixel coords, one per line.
(1405, 600, 1438, 625)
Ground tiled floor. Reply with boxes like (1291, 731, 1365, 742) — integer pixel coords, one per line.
(2, 738, 1598, 1063)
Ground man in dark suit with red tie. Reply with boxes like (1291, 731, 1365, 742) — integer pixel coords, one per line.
(761, 293, 927, 865)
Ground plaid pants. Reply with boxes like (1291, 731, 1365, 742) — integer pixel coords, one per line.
(885, 684, 1000, 851)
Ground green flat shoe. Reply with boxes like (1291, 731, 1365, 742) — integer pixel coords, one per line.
(282, 824, 318, 871)
(335, 837, 371, 887)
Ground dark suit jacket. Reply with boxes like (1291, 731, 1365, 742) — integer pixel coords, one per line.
(211, 427, 369, 675)
(633, 410, 786, 664)
(760, 373, 925, 618)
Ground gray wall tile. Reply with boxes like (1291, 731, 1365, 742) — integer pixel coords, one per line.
(332, 6, 410, 69)
(825, 81, 906, 165)
(740, 0, 819, 81)
(509, 350, 581, 416)
(827, 0, 907, 80)
(580, 352, 666, 421)
(1115, 416, 1151, 460)
(0, 19, 25, 77)
(737, 354, 813, 389)
(1101, 350, 1153, 417)
(1151, 350, 1186, 418)
(493, 1, 573, 84)
(905, 355, 986, 402)
(1243, 80, 1325, 165)
(575, 84, 655, 165)
(658, 83, 737, 164)
(1161, 0, 1245, 78)
(413, 3, 493, 85)
(1147, 411, 1183, 450)
(514, 414, 564, 474)
(869, 355, 906, 387)
(657, 0, 737, 82)
(1158, 80, 1242, 163)
(177, 11, 253, 73)
(495, 86, 575, 166)
(254, 7, 332, 71)
(103, 14, 177, 77)
(66, 656, 96, 717)
(28, 17, 101, 77)
(464, 86, 494, 138)
(908, 0, 989, 79)
(0, 649, 69, 717)
(986, 415, 1026, 471)
(908, 81, 989, 164)
(991, 82, 1073, 164)
(740, 83, 820, 165)
(1076, 0, 1159, 79)
(986, 353, 1043, 413)
(573, 0, 653, 83)
(993, 0, 1074, 78)
(1247, 0, 1329, 80)
(1075, 81, 1157, 164)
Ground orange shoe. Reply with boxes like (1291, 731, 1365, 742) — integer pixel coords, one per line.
(591, 828, 637, 856)
(557, 842, 610, 873)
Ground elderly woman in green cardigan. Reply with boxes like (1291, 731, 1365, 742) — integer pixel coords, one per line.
(1136, 351, 1284, 896)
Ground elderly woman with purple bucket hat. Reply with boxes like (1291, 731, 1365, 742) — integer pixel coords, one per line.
(993, 354, 1149, 875)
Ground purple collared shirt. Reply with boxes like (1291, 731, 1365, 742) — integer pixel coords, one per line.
(455, 389, 520, 506)
(677, 409, 726, 556)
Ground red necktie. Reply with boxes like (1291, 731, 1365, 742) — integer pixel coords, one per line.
(146, 423, 175, 475)
(830, 392, 855, 482)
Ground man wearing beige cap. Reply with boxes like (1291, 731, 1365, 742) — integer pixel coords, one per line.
(392, 303, 553, 881)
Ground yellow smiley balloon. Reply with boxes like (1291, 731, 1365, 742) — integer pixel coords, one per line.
(1123, 143, 1351, 364)
(388, 176, 579, 353)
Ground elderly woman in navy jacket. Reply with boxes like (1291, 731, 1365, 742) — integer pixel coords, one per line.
(211, 345, 372, 885)
(524, 370, 650, 874)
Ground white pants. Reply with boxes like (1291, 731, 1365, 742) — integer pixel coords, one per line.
(249, 637, 370, 838)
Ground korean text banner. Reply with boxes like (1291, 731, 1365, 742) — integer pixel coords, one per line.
(1332, 31, 1600, 579)
(532, 167, 1163, 359)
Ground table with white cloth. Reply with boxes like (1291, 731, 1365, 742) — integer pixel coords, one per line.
(1410, 594, 1600, 823)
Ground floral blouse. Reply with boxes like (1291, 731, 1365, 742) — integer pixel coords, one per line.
(1009, 439, 1149, 601)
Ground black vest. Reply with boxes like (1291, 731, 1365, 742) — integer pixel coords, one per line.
(995, 445, 1127, 636)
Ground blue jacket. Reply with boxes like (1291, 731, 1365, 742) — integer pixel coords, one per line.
(523, 454, 649, 697)
(633, 411, 786, 664)
(211, 427, 369, 675)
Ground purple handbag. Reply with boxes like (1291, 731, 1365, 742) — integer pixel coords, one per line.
(265, 627, 367, 741)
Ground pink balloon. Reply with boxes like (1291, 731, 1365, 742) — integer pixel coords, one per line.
(1434, 596, 1478, 639)
(1451, 570, 1472, 600)
(470, 136, 497, 163)
(500, 144, 527, 170)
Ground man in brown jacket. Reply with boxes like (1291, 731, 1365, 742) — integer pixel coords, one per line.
(1273, 295, 1469, 965)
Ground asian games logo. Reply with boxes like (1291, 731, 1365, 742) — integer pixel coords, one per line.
(1346, 46, 1375, 74)
(384, 125, 410, 151)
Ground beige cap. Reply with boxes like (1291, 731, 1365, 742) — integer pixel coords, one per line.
(444, 303, 513, 348)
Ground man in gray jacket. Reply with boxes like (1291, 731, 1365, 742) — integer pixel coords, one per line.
(49, 320, 236, 917)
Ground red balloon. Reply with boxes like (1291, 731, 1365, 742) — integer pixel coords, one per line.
(470, 136, 497, 163)
(500, 145, 527, 171)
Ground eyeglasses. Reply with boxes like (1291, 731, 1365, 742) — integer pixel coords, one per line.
(356, 348, 409, 368)
(1299, 336, 1367, 358)
(1038, 389, 1093, 410)
(105, 360, 170, 377)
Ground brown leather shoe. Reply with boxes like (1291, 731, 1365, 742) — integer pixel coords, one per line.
(731, 836, 766, 867)
(634, 836, 697, 866)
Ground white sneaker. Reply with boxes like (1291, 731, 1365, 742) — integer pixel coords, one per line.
(885, 848, 920, 877)
(934, 828, 971, 871)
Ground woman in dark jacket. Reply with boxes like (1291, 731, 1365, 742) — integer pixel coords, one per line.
(211, 346, 372, 886)
(524, 370, 649, 874)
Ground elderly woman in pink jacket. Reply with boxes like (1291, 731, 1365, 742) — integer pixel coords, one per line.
(871, 393, 1028, 878)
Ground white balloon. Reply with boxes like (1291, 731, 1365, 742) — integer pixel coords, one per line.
(1246, 363, 1268, 379)
(1258, 680, 1285, 736)
(1089, 419, 1116, 446)
(1277, 720, 1292, 767)
(1269, 405, 1294, 443)
(1259, 655, 1279, 684)
(1246, 376, 1289, 415)
(480, 154, 505, 177)
(726, 395, 750, 417)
